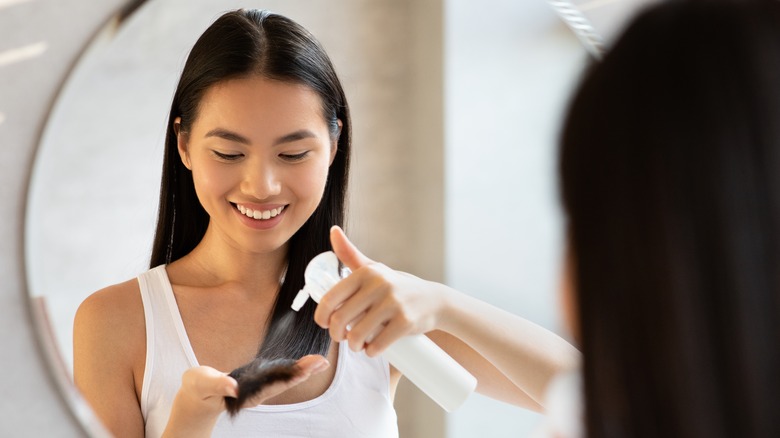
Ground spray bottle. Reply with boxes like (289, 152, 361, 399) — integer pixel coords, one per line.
(291, 251, 477, 412)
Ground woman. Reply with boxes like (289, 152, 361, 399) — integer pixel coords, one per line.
(74, 10, 354, 438)
(74, 9, 579, 438)
(560, 0, 780, 436)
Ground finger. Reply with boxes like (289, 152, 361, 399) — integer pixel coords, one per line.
(244, 378, 301, 407)
(329, 310, 368, 344)
(295, 354, 330, 375)
(323, 298, 362, 343)
(184, 366, 237, 399)
(209, 374, 238, 399)
(346, 304, 397, 352)
(312, 268, 366, 329)
(330, 226, 373, 270)
(363, 318, 412, 357)
(223, 375, 239, 398)
(347, 320, 387, 353)
(243, 356, 329, 407)
(347, 301, 412, 351)
(321, 277, 386, 342)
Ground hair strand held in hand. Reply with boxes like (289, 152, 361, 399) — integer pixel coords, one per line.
(224, 358, 300, 417)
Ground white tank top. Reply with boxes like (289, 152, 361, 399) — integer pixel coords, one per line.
(138, 265, 399, 438)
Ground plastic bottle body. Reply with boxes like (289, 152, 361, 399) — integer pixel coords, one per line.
(383, 333, 477, 412)
(292, 251, 477, 412)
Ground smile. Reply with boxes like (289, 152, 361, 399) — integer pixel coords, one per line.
(235, 204, 286, 220)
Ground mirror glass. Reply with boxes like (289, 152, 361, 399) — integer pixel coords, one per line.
(26, 0, 411, 375)
(23, 0, 622, 435)
(26, 0, 166, 372)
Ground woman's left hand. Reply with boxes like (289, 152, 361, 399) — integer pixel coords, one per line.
(313, 226, 445, 356)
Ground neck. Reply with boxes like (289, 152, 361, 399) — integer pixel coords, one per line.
(181, 223, 289, 290)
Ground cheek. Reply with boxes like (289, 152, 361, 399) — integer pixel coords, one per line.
(291, 159, 330, 202)
(191, 162, 234, 204)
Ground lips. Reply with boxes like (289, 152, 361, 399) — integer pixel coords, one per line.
(235, 204, 286, 220)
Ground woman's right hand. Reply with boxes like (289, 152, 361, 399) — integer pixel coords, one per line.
(315, 226, 446, 356)
(162, 355, 329, 438)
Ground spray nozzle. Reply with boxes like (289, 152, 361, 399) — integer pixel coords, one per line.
(291, 286, 314, 311)
(290, 251, 343, 312)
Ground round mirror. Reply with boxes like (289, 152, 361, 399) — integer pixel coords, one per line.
(22, 0, 641, 435)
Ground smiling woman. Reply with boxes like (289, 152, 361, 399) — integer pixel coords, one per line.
(22, 0, 454, 436)
(67, 9, 407, 438)
(172, 77, 338, 253)
(11, 0, 611, 436)
(24, 0, 433, 376)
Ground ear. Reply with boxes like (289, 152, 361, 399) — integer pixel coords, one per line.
(174, 117, 192, 170)
(329, 119, 343, 166)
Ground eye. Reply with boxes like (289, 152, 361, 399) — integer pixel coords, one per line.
(280, 151, 310, 162)
(212, 150, 243, 161)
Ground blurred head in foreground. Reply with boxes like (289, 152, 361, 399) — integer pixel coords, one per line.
(560, 1, 780, 436)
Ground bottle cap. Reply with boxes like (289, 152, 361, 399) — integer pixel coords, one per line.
(290, 251, 342, 312)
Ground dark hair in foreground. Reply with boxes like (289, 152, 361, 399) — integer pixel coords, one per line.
(150, 9, 351, 360)
(560, 1, 780, 437)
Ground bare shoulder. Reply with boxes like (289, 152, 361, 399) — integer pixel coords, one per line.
(74, 278, 146, 369)
(73, 278, 148, 436)
(75, 279, 144, 337)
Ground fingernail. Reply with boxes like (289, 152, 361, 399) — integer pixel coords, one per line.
(312, 360, 330, 373)
(226, 385, 238, 397)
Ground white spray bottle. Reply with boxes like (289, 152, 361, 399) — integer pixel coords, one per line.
(291, 251, 477, 412)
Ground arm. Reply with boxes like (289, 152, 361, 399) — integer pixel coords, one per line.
(427, 287, 580, 410)
(75, 281, 330, 438)
(73, 281, 147, 438)
(314, 226, 581, 411)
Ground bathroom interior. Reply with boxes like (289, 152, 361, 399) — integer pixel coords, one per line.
(0, 0, 645, 436)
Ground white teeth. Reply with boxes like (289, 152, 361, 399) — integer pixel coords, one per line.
(236, 204, 285, 220)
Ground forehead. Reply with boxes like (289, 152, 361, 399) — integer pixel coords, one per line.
(193, 76, 327, 135)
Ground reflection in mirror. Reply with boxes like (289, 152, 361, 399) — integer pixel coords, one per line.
(26, 2, 455, 436)
(27, 0, 177, 374)
(23, 0, 616, 436)
(27, 0, 389, 377)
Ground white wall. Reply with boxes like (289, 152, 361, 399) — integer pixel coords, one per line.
(444, 0, 587, 435)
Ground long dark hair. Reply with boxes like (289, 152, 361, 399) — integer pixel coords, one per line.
(150, 9, 350, 360)
(560, 1, 780, 437)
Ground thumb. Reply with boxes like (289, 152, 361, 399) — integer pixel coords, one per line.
(330, 225, 373, 270)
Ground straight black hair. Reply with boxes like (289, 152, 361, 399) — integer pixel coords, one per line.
(560, 1, 780, 436)
(150, 9, 351, 360)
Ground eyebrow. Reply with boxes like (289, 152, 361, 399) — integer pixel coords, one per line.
(204, 128, 317, 146)
(204, 128, 250, 144)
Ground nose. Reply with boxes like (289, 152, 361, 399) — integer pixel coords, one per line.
(241, 158, 282, 200)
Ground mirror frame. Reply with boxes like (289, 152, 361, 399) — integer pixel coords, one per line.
(0, 0, 137, 435)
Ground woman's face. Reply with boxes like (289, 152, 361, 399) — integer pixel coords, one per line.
(176, 75, 338, 255)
